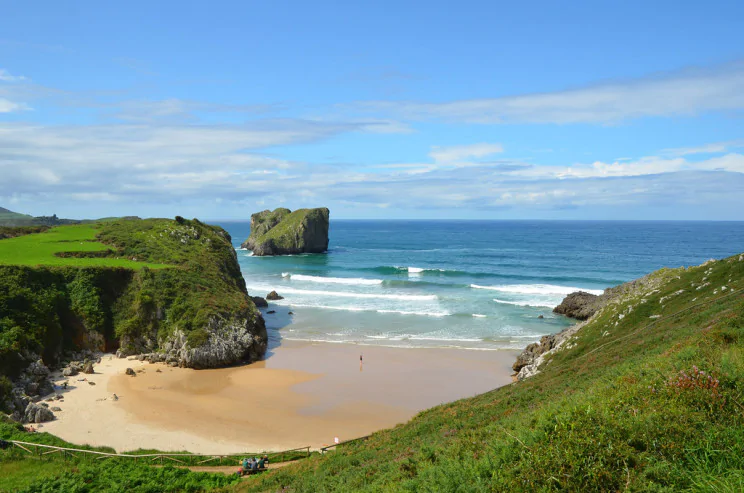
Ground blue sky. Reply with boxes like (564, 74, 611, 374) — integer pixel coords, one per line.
(1, 1, 743, 220)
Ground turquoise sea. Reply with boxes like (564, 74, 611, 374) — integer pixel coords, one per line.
(217, 221, 744, 351)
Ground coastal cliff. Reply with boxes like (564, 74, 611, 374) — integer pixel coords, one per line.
(241, 207, 329, 256)
(0, 217, 267, 418)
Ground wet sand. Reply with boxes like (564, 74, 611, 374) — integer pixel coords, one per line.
(42, 342, 518, 453)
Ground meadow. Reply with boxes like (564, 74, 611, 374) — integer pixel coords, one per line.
(0, 224, 168, 269)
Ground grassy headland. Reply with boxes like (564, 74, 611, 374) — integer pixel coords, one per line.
(0, 217, 265, 411)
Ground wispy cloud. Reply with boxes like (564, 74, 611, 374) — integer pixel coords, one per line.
(662, 139, 744, 156)
(429, 143, 504, 163)
(0, 98, 29, 113)
(2, 118, 743, 218)
(349, 61, 744, 124)
(0, 69, 28, 82)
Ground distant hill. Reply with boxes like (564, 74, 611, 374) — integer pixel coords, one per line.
(0, 207, 139, 227)
(0, 207, 34, 225)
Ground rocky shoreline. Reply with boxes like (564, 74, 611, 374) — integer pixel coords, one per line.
(512, 266, 682, 381)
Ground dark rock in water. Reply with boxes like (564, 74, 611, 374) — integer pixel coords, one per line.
(538, 315, 544, 319)
(553, 291, 601, 320)
(24, 403, 54, 423)
(251, 296, 268, 308)
(242, 208, 330, 256)
(266, 291, 283, 301)
(267, 310, 276, 314)
(288, 311, 294, 315)
(81, 361, 95, 374)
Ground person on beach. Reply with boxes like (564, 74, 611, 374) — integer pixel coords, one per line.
(258, 456, 266, 469)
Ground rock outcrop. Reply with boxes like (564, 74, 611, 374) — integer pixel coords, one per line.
(241, 208, 329, 256)
(160, 315, 267, 369)
(24, 402, 54, 423)
(266, 291, 283, 301)
(250, 296, 268, 308)
(553, 291, 601, 320)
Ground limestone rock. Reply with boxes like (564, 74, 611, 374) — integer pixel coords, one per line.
(266, 291, 283, 301)
(62, 367, 78, 377)
(81, 361, 95, 374)
(242, 208, 329, 256)
(160, 314, 268, 369)
(125, 368, 136, 376)
(250, 296, 268, 308)
(553, 291, 601, 320)
(51, 406, 62, 412)
(24, 402, 54, 423)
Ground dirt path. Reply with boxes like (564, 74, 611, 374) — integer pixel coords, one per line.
(173, 460, 301, 476)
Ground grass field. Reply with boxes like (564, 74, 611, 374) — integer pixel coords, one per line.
(0, 225, 169, 269)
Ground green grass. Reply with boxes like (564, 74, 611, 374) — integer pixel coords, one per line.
(235, 254, 744, 492)
(0, 460, 63, 492)
(0, 225, 168, 269)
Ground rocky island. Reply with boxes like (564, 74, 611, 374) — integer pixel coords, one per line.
(241, 207, 329, 256)
(0, 217, 267, 422)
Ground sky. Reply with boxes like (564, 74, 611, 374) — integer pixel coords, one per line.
(1, 1, 743, 220)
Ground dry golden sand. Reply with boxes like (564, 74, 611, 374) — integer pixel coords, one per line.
(41, 342, 518, 454)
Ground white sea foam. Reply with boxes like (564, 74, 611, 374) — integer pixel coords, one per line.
(281, 272, 290, 278)
(288, 274, 383, 286)
(246, 285, 437, 301)
(274, 303, 449, 317)
(408, 267, 424, 274)
(376, 309, 450, 317)
(471, 283, 604, 296)
(472, 314, 487, 318)
(493, 298, 555, 308)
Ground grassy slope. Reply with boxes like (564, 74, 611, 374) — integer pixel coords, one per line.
(247, 208, 291, 242)
(0, 224, 168, 269)
(238, 254, 744, 492)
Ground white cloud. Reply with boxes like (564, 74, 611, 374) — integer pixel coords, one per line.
(662, 139, 744, 156)
(0, 98, 29, 112)
(350, 61, 744, 124)
(0, 69, 28, 82)
(429, 143, 504, 164)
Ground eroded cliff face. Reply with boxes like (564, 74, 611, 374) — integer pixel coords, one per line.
(241, 207, 329, 256)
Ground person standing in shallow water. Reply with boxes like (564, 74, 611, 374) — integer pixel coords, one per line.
(360, 353, 363, 372)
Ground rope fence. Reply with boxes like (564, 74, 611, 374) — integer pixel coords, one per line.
(7, 440, 311, 466)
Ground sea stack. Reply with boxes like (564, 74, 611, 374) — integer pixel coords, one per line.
(241, 208, 330, 256)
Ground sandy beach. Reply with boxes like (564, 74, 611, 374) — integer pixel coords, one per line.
(40, 341, 518, 454)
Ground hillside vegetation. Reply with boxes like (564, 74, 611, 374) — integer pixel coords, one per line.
(237, 253, 744, 492)
(0, 218, 266, 414)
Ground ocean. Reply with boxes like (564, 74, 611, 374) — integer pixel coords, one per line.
(216, 220, 744, 351)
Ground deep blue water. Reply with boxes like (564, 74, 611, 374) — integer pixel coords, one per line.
(216, 220, 744, 350)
